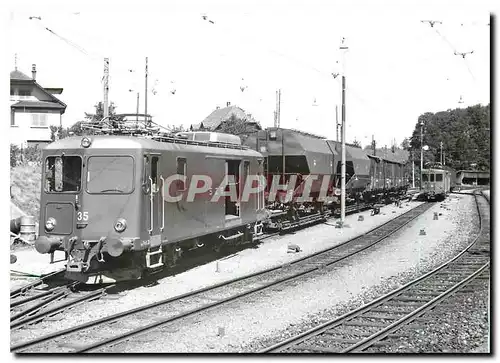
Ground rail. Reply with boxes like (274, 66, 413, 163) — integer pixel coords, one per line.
(260, 191, 489, 353)
(12, 202, 432, 353)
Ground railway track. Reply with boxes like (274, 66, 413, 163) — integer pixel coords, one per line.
(10, 269, 66, 300)
(260, 191, 490, 353)
(10, 283, 112, 330)
(10, 268, 115, 330)
(12, 201, 433, 353)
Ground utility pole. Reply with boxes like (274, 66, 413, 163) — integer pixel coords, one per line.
(274, 90, 279, 128)
(420, 121, 424, 190)
(412, 150, 415, 188)
(277, 89, 281, 128)
(340, 37, 348, 227)
(371, 135, 376, 156)
(440, 141, 443, 165)
(145, 57, 148, 122)
(103, 58, 109, 119)
(136, 92, 140, 122)
(335, 105, 339, 142)
(277, 89, 283, 183)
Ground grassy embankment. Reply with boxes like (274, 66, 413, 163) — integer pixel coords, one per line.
(11, 164, 42, 221)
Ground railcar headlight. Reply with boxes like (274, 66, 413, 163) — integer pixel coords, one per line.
(81, 137, 92, 148)
(45, 217, 56, 231)
(114, 218, 127, 233)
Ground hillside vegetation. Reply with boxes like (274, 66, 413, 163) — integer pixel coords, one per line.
(11, 164, 42, 221)
(408, 104, 490, 171)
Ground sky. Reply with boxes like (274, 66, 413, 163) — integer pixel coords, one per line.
(4, 0, 494, 148)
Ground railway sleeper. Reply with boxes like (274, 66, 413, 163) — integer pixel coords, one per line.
(405, 291, 441, 296)
(359, 313, 400, 320)
(369, 308, 412, 314)
(343, 320, 390, 328)
(394, 296, 433, 302)
(383, 301, 425, 307)
(317, 337, 360, 344)
(294, 344, 341, 353)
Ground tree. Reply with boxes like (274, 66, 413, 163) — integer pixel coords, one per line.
(84, 101, 120, 123)
(215, 114, 261, 142)
(407, 104, 490, 171)
(166, 124, 186, 133)
(51, 101, 123, 140)
(351, 139, 361, 148)
(400, 137, 410, 150)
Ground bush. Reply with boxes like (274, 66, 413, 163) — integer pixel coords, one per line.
(10, 144, 20, 168)
(11, 164, 42, 221)
(23, 145, 42, 165)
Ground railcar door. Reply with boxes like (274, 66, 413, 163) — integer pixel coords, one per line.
(145, 154, 163, 240)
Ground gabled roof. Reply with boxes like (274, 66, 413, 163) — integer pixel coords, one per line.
(202, 105, 243, 130)
(10, 70, 32, 81)
(10, 68, 67, 113)
(372, 148, 409, 164)
(11, 100, 66, 110)
(192, 105, 260, 131)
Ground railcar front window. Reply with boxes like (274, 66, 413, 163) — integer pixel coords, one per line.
(422, 173, 428, 182)
(430, 174, 435, 182)
(436, 174, 443, 182)
(45, 156, 82, 192)
(87, 156, 134, 194)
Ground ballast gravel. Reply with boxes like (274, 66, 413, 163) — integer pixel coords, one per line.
(106, 193, 484, 353)
(12, 200, 422, 344)
(12, 193, 489, 353)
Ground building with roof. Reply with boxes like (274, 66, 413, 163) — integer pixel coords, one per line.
(190, 102, 261, 132)
(456, 170, 490, 186)
(10, 64, 66, 147)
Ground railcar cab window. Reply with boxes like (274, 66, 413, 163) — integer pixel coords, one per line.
(87, 156, 134, 194)
(45, 156, 82, 192)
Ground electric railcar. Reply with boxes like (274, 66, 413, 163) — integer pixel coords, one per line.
(421, 166, 455, 201)
(34, 133, 265, 283)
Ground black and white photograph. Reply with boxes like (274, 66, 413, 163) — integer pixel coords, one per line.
(7, 0, 492, 354)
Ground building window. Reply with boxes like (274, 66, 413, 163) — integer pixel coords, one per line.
(11, 110, 15, 126)
(19, 90, 31, 98)
(31, 113, 48, 127)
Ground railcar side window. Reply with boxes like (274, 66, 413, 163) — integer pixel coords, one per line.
(45, 156, 82, 192)
(177, 158, 187, 190)
(243, 161, 250, 193)
(87, 156, 134, 194)
(151, 156, 159, 191)
(436, 174, 443, 182)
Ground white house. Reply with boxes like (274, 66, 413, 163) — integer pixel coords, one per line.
(10, 64, 66, 148)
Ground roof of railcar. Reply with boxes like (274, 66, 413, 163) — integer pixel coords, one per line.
(44, 135, 263, 157)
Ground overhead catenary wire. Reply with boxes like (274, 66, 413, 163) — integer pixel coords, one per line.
(26, 16, 162, 87)
(424, 21, 477, 82)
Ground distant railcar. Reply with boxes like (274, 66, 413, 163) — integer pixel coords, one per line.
(421, 165, 455, 201)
